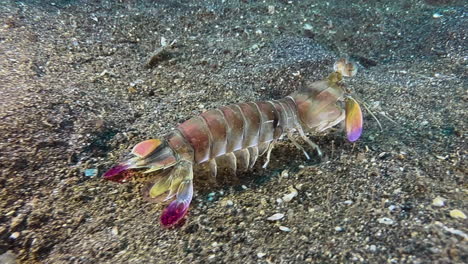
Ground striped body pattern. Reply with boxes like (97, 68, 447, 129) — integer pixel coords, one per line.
(103, 65, 364, 228)
(176, 97, 300, 169)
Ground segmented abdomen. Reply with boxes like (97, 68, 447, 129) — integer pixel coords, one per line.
(176, 97, 300, 164)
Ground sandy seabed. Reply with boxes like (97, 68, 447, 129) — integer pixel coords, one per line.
(0, 0, 466, 263)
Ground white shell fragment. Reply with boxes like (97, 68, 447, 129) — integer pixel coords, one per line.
(267, 213, 284, 221)
(434, 221, 468, 239)
(267, 5, 275, 14)
(282, 186, 298, 202)
(9, 232, 20, 240)
(303, 23, 313, 30)
(111, 226, 119, 236)
(449, 209, 467, 219)
(335, 226, 344, 232)
(432, 196, 446, 207)
(377, 217, 394, 225)
(279, 226, 291, 232)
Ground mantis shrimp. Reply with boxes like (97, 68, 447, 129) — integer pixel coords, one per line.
(103, 60, 363, 227)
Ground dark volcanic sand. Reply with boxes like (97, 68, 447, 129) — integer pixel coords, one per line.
(0, 0, 466, 263)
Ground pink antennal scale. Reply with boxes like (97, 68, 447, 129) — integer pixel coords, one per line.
(132, 139, 162, 158)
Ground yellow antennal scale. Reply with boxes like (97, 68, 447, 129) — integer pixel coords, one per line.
(345, 97, 363, 142)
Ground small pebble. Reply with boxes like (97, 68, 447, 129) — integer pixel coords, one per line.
(369, 245, 377, 252)
(343, 200, 353, 205)
(160, 36, 167, 47)
(335, 226, 344, 232)
(449, 209, 466, 219)
(10, 214, 24, 229)
(257, 252, 266, 258)
(267, 213, 284, 221)
(267, 5, 275, 14)
(303, 23, 313, 30)
(378, 152, 387, 158)
(5, 211, 15, 216)
(434, 221, 468, 239)
(207, 192, 216, 201)
(279, 226, 291, 232)
(282, 186, 298, 202)
(0, 251, 17, 264)
(388, 205, 397, 211)
(84, 168, 98, 177)
(225, 200, 234, 207)
(129, 79, 144, 87)
(9, 232, 20, 240)
(378, 217, 394, 225)
(432, 196, 446, 207)
(111, 226, 119, 236)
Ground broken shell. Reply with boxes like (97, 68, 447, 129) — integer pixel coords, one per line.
(267, 213, 284, 221)
(449, 209, 466, 219)
(282, 186, 298, 202)
(377, 217, 394, 225)
(432, 196, 446, 207)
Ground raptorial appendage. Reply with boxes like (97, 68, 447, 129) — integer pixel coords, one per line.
(103, 138, 195, 227)
(103, 61, 364, 228)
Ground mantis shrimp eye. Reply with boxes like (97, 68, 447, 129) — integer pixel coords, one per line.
(333, 58, 358, 77)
